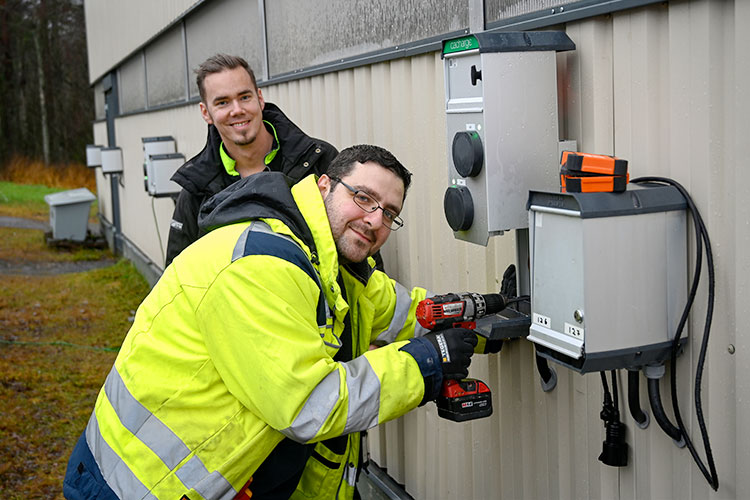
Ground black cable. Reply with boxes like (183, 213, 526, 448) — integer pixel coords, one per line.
(632, 177, 718, 490)
(647, 376, 684, 443)
(505, 295, 530, 307)
(627, 370, 648, 427)
(610, 370, 619, 414)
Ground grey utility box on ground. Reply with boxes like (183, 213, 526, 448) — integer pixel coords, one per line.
(44, 188, 96, 241)
(526, 184, 688, 373)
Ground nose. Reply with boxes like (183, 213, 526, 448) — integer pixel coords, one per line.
(229, 99, 243, 114)
(362, 208, 385, 227)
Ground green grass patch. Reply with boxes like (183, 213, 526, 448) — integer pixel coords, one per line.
(0, 259, 150, 498)
(0, 181, 98, 222)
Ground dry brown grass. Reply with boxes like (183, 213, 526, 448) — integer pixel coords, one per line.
(0, 156, 96, 192)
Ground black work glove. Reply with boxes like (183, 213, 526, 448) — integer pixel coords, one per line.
(423, 328, 478, 380)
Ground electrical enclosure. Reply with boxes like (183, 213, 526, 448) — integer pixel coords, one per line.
(86, 145, 102, 168)
(526, 185, 688, 373)
(441, 32, 574, 245)
(142, 136, 182, 197)
(101, 147, 123, 174)
(146, 153, 184, 197)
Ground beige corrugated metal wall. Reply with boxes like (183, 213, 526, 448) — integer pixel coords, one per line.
(263, 1, 747, 498)
(96, 0, 748, 497)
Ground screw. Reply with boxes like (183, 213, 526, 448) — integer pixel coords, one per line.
(728, 344, 736, 354)
(574, 309, 584, 323)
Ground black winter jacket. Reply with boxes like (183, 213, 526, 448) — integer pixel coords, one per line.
(165, 102, 338, 266)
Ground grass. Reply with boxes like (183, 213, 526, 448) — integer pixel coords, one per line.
(0, 157, 98, 221)
(0, 170, 150, 499)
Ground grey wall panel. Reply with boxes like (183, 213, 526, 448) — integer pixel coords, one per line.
(733, 2, 750, 497)
(119, 53, 147, 114)
(85, 0, 201, 84)
(185, 0, 263, 99)
(265, 0, 468, 76)
(145, 25, 188, 107)
(486, 0, 571, 24)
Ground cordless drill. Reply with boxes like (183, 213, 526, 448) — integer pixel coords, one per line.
(416, 292, 507, 422)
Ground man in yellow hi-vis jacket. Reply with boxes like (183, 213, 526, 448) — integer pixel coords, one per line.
(63, 145, 478, 500)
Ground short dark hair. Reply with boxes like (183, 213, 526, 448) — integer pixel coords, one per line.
(326, 145, 412, 198)
(195, 54, 257, 103)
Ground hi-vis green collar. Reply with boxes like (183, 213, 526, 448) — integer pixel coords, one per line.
(219, 120, 280, 176)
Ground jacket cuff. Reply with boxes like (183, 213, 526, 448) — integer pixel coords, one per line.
(399, 337, 443, 405)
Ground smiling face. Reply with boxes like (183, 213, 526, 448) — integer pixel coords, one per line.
(318, 161, 405, 264)
(199, 66, 265, 147)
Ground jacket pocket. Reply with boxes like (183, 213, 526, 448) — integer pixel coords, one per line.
(293, 440, 345, 498)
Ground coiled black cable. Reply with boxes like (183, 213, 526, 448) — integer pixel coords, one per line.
(631, 177, 718, 491)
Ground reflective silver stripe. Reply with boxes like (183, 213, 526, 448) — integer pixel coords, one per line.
(85, 412, 153, 499)
(105, 366, 190, 469)
(375, 283, 428, 343)
(342, 357, 381, 435)
(281, 369, 340, 442)
(231, 225, 252, 262)
(345, 461, 358, 487)
(322, 301, 333, 330)
(193, 469, 237, 500)
(104, 366, 234, 496)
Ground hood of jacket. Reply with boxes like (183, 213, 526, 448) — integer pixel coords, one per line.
(170, 102, 321, 196)
(198, 172, 316, 254)
(198, 172, 373, 287)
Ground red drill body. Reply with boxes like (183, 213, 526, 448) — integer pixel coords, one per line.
(415, 292, 506, 421)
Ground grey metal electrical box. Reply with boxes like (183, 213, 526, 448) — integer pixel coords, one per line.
(146, 153, 184, 197)
(86, 145, 102, 168)
(141, 136, 182, 197)
(101, 147, 123, 174)
(526, 184, 688, 373)
(44, 188, 96, 241)
(441, 32, 575, 245)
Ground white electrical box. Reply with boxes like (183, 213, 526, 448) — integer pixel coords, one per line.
(142, 136, 176, 159)
(100, 147, 123, 174)
(441, 32, 575, 245)
(141, 136, 181, 197)
(86, 145, 102, 168)
(526, 184, 688, 373)
(145, 153, 184, 197)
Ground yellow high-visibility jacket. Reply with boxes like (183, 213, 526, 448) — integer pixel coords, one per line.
(80, 173, 434, 499)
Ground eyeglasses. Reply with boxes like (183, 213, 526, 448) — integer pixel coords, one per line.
(329, 177, 404, 230)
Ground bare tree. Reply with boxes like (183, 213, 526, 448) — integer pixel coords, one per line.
(0, 0, 92, 166)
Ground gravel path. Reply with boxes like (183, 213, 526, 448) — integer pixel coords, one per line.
(0, 216, 115, 275)
(0, 215, 50, 231)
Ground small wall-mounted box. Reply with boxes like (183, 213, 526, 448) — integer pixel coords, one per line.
(526, 184, 688, 373)
(100, 147, 123, 174)
(142, 136, 176, 160)
(86, 145, 102, 168)
(145, 153, 184, 197)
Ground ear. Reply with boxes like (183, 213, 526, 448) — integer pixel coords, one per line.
(318, 174, 332, 198)
(199, 102, 213, 125)
(258, 88, 265, 110)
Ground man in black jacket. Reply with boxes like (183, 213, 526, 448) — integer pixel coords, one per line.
(166, 54, 338, 266)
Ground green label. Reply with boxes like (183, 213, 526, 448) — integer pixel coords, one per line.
(443, 35, 479, 55)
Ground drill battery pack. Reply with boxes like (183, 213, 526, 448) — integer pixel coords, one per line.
(560, 151, 629, 193)
(436, 378, 493, 422)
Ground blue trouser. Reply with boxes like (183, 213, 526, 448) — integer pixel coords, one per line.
(63, 431, 119, 500)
